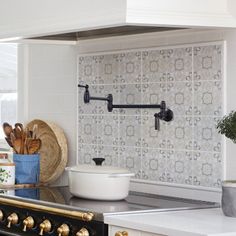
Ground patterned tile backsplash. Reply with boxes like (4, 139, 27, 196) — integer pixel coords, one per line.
(77, 42, 224, 189)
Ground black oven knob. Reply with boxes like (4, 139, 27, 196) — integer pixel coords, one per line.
(57, 223, 70, 236)
(7, 213, 18, 228)
(76, 228, 89, 236)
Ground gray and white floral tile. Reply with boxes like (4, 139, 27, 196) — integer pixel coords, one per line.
(97, 145, 119, 167)
(192, 151, 222, 187)
(78, 115, 97, 145)
(119, 84, 142, 115)
(98, 54, 119, 84)
(142, 148, 166, 182)
(119, 115, 142, 147)
(165, 150, 193, 185)
(165, 81, 193, 116)
(78, 143, 97, 165)
(193, 116, 222, 152)
(119, 52, 141, 84)
(193, 80, 222, 116)
(141, 82, 166, 116)
(78, 55, 100, 85)
(166, 47, 193, 82)
(142, 50, 167, 83)
(97, 115, 119, 146)
(165, 116, 193, 150)
(141, 116, 166, 149)
(193, 44, 222, 81)
(119, 146, 142, 178)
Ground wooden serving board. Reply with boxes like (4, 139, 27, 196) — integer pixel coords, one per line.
(26, 120, 68, 184)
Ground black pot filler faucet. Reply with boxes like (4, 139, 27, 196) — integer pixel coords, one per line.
(78, 84, 174, 130)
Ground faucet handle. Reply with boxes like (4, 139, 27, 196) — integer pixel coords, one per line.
(154, 113, 160, 131)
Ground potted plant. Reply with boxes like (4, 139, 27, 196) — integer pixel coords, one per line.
(217, 111, 236, 217)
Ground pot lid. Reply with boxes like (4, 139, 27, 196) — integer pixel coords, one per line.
(67, 165, 132, 175)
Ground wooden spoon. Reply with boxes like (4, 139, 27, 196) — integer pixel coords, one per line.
(3, 123, 13, 138)
(27, 139, 41, 154)
(10, 132, 21, 154)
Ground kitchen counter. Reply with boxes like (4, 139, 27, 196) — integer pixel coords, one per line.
(104, 208, 236, 236)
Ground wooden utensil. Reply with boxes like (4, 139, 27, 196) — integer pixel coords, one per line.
(2, 123, 13, 138)
(10, 132, 21, 154)
(27, 138, 41, 154)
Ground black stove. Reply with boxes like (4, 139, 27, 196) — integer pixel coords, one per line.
(0, 186, 219, 236)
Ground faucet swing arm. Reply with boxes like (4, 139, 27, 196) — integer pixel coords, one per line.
(78, 84, 174, 130)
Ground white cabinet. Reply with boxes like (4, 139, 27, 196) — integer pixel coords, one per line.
(109, 226, 167, 236)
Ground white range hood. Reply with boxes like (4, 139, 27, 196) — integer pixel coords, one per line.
(0, 0, 236, 40)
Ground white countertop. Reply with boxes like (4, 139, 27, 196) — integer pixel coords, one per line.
(104, 208, 236, 236)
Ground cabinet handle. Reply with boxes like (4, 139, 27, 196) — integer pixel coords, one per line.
(115, 231, 128, 236)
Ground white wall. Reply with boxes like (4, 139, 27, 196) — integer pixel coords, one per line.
(18, 43, 77, 185)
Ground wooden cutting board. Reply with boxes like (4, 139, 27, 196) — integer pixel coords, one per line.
(26, 120, 68, 184)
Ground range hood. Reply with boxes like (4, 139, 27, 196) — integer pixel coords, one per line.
(0, 0, 236, 41)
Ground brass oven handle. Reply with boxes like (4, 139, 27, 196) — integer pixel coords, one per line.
(115, 231, 128, 236)
(76, 228, 89, 236)
(0, 197, 94, 221)
(7, 213, 18, 228)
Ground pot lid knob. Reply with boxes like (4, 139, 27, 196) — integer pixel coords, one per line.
(92, 158, 105, 166)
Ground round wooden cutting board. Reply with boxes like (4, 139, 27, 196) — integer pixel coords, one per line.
(26, 119, 68, 184)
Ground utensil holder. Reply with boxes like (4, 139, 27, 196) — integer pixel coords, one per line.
(13, 154, 40, 184)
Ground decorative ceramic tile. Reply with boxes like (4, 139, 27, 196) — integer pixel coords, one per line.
(78, 143, 97, 165)
(166, 47, 193, 82)
(78, 85, 103, 114)
(97, 115, 119, 146)
(142, 148, 166, 181)
(78, 55, 100, 85)
(142, 50, 167, 83)
(78, 115, 97, 144)
(98, 54, 119, 84)
(165, 81, 193, 116)
(193, 116, 222, 152)
(119, 84, 142, 115)
(193, 44, 222, 81)
(119, 52, 141, 84)
(193, 80, 222, 116)
(119, 146, 142, 178)
(192, 151, 222, 187)
(141, 116, 166, 149)
(165, 116, 193, 150)
(165, 151, 193, 184)
(119, 115, 142, 147)
(141, 83, 166, 116)
(97, 145, 119, 166)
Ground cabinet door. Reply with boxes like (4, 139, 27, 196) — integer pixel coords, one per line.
(109, 226, 141, 236)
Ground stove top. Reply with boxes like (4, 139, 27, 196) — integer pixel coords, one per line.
(0, 186, 219, 221)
